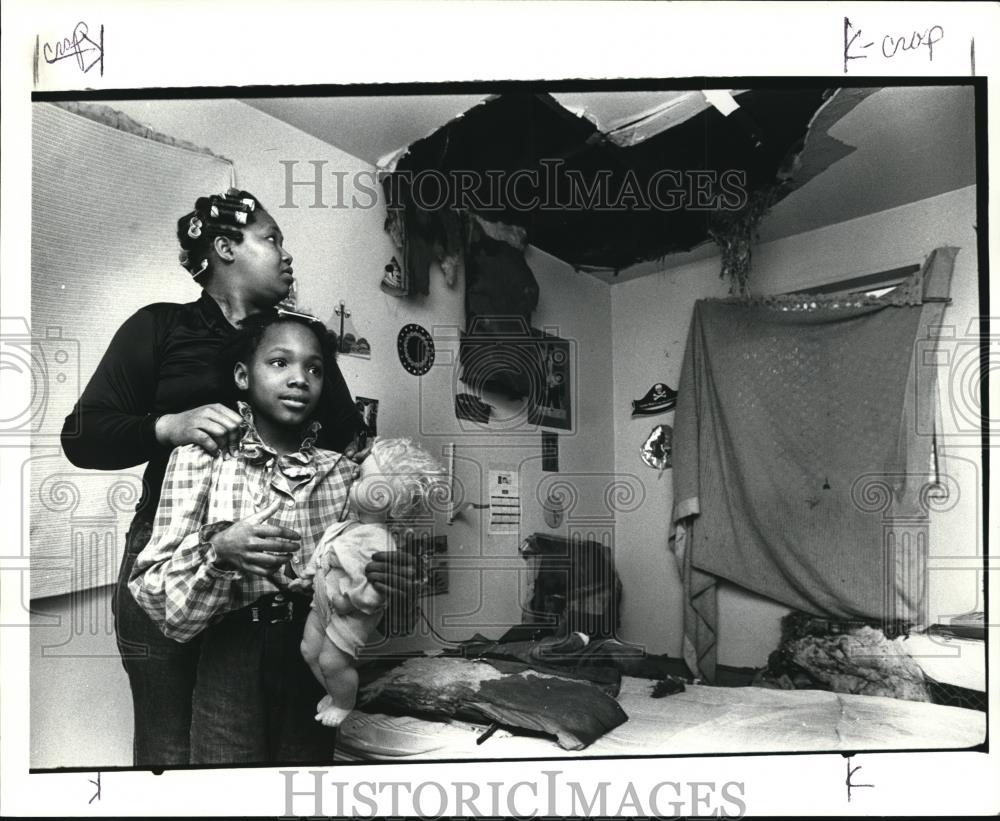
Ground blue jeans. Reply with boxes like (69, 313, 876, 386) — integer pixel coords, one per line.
(190, 592, 334, 764)
(114, 516, 201, 768)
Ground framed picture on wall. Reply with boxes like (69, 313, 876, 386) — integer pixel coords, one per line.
(529, 333, 573, 432)
(353, 396, 379, 452)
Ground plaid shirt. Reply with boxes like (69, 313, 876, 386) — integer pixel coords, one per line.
(129, 423, 354, 643)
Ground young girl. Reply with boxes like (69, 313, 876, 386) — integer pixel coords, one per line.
(300, 438, 444, 727)
(129, 309, 358, 764)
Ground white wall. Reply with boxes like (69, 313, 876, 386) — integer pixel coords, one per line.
(611, 185, 981, 667)
(30, 589, 132, 769)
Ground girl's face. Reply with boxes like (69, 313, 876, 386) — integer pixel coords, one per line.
(229, 209, 294, 308)
(235, 322, 324, 434)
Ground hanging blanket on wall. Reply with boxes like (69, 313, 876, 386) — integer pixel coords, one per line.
(671, 247, 958, 680)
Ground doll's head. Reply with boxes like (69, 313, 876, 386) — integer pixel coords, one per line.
(349, 437, 445, 522)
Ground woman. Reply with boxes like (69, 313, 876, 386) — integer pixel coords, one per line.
(61, 189, 415, 767)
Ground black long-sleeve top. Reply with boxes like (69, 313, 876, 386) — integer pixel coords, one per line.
(61, 290, 361, 523)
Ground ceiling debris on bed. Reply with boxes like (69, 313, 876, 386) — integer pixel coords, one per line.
(380, 88, 876, 272)
(356, 655, 628, 751)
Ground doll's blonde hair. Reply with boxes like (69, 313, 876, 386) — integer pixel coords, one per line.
(366, 437, 446, 519)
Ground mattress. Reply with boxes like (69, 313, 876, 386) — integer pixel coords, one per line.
(335, 675, 986, 761)
(904, 633, 986, 691)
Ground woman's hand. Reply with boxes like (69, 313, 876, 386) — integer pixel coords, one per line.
(343, 439, 373, 466)
(155, 403, 244, 455)
(365, 549, 423, 598)
(209, 500, 302, 577)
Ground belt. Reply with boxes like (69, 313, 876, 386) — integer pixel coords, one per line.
(225, 592, 311, 625)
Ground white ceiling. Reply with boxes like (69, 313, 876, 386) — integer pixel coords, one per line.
(759, 85, 975, 242)
(245, 85, 976, 284)
(244, 94, 492, 168)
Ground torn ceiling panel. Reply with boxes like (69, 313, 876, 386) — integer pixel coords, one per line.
(386, 88, 873, 271)
(551, 90, 747, 146)
(603, 90, 750, 147)
(551, 91, 694, 133)
(776, 87, 881, 192)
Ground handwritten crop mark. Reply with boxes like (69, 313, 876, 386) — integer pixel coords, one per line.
(845, 756, 874, 803)
(41, 23, 104, 76)
(844, 17, 944, 74)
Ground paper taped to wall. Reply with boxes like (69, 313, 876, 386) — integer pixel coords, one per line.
(488, 469, 521, 535)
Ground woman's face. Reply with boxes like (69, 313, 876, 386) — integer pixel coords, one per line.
(230, 209, 294, 308)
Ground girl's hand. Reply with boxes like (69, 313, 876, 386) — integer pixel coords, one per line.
(209, 500, 302, 576)
(155, 403, 244, 455)
(365, 549, 422, 598)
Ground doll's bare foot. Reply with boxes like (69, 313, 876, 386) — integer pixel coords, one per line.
(315, 703, 353, 727)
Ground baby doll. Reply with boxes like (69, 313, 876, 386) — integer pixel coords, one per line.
(300, 437, 444, 727)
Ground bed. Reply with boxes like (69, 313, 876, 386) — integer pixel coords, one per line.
(335, 653, 986, 761)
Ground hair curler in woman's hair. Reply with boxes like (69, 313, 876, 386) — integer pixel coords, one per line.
(176, 188, 263, 280)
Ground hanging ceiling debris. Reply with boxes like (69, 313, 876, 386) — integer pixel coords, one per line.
(381, 88, 876, 272)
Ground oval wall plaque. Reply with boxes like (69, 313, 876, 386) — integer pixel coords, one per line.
(397, 323, 435, 376)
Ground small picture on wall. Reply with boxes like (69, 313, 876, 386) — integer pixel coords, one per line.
(354, 396, 379, 451)
(329, 302, 371, 359)
(529, 334, 573, 432)
(338, 318, 371, 358)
